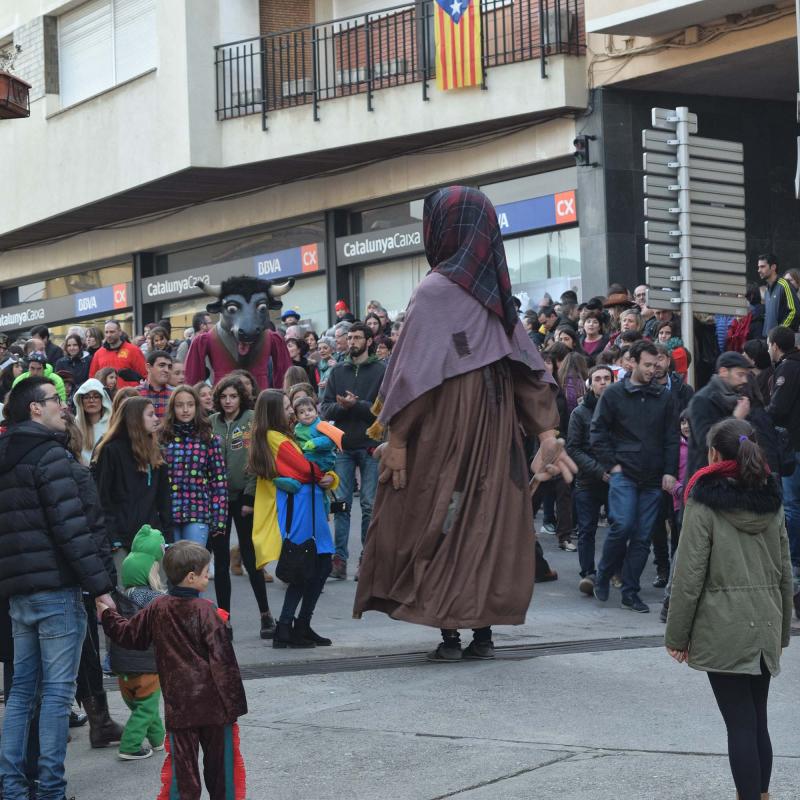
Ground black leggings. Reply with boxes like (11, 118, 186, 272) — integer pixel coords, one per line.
(707, 658, 772, 800)
(279, 554, 332, 624)
(76, 595, 104, 703)
(211, 496, 270, 615)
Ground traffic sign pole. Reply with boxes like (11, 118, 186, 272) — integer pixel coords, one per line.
(676, 107, 694, 387)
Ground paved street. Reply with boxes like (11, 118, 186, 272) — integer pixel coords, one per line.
(42, 512, 800, 798)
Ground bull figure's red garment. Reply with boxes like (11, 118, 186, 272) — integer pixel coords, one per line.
(184, 326, 291, 390)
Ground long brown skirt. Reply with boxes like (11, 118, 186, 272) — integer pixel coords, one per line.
(353, 359, 557, 629)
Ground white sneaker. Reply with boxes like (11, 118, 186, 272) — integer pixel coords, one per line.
(541, 522, 557, 535)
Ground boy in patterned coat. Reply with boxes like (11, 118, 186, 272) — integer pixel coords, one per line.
(98, 541, 247, 799)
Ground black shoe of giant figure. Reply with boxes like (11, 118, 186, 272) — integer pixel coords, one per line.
(427, 640, 462, 663)
(83, 692, 124, 748)
(294, 618, 332, 646)
(463, 640, 495, 660)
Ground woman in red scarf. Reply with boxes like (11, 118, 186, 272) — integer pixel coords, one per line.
(665, 418, 792, 800)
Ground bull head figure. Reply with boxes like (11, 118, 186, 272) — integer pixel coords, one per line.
(197, 276, 294, 359)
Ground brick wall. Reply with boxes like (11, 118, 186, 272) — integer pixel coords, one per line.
(260, 0, 314, 35)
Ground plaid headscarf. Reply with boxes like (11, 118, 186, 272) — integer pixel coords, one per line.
(423, 186, 518, 336)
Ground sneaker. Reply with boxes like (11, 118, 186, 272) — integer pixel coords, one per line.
(118, 747, 153, 761)
(330, 556, 347, 580)
(463, 640, 495, 660)
(652, 572, 669, 589)
(559, 540, 577, 552)
(610, 574, 623, 589)
(621, 594, 650, 613)
(426, 641, 463, 663)
(541, 522, 557, 535)
(151, 739, 166, 752)
(578, 574, 595, 596)
(69, 707, 88, 728)
(593, 579, 609, 602)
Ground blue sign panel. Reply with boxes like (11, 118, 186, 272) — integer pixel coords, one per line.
(252, 243, 321, 279)
(74, 284, 130, 317)
(495, 190, 577, 237)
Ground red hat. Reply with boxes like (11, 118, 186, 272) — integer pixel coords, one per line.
(335, 300, 350, 313)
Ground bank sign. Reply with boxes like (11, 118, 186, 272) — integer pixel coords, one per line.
(143, 244, 324, 304)
(336, 191, 578, 265)
(74, 283, 129, 317)
(0, 282, 133, 330)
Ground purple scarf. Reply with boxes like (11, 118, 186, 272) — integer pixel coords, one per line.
(377, 272, 553, 425)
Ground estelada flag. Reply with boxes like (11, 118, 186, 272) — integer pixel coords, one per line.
(434, 0, 483, 91)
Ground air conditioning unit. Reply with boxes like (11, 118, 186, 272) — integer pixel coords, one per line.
(543, 10, 576, 47)
(281, 78, 314, 97)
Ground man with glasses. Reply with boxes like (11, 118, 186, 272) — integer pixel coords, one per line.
(321, 322, 386, 580)
(0, 376, 116, 800)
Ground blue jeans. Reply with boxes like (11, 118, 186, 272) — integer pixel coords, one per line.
(781, 453, 800, 570)
(0, 587, 87, 800)
(333, 448, 379, 562)
(574, 485, 608, 577)
(173, 522, 209, 546)
(596, 473, 662, 599)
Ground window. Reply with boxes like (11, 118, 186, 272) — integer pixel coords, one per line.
(59, 0, 156, 107)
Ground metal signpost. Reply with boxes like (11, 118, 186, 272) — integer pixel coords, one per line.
(643, 106, 747, 386)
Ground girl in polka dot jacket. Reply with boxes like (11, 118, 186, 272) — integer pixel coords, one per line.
(160, 385, 228, 546)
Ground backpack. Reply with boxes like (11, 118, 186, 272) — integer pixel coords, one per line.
(725, 314, 751, 353)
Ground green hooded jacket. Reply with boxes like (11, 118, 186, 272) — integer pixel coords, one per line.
(665, 472, 792, 676)
(210, 409, 257, 505)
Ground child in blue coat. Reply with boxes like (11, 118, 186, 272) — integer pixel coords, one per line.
(293, 396, 338, 473)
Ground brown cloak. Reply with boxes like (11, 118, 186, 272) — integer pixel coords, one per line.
(353, 358, 558, 629)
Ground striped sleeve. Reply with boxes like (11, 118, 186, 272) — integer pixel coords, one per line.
(779, 279, 797, 329)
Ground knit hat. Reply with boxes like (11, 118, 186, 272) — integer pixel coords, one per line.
(281, 309, 300, 321)
(120, 525, 165, 589)
(335, 300, 350, 313)
(716, 351, 750, 371)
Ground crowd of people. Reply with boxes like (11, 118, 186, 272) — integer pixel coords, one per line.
(0, 214, 796, 800)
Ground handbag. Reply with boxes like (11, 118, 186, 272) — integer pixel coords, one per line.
(275, 466, 318, 585)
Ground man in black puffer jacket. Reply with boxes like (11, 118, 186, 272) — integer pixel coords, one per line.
(567, 365, 614, 596)
(0, 377, 116, 799)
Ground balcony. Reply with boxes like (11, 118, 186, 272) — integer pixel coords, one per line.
(586, 0, 782, 36)
(215, 0, 585, 127)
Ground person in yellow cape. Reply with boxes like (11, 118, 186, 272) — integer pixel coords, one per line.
(249, 389, 339, 648)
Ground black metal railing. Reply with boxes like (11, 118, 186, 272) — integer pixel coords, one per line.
(214, 0, 584, 128)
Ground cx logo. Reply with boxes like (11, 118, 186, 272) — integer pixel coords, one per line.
(113, 284, 128, 308)
(554, 191, 577, 224)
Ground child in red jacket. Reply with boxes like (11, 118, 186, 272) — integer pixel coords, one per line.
(97, 541, 246, 800)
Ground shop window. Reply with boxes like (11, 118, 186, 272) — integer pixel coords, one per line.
(504, 226, 580, 289)
(358, 199, 424, 232)
(18, 263, 132, 303)
(481, 168, 577, 207)
(58, 0, 157, 107)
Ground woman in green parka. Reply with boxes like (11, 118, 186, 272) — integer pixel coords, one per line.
(665, 418, 792, 800)
(209, 375, 275, 640)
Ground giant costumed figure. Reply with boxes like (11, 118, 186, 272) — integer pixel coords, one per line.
(353, 186, 577, 661)
(184, 276, 294, 391)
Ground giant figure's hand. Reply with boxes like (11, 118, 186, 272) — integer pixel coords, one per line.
(530, 433, 577, 491)
(376, 442, 407, 491)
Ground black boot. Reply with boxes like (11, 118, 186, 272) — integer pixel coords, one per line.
(83, 692, 124, 748)
(273, 621, 292, 649)
(260, 611, 276, 640)
(295, 618, 331, 646)
(288, 619, 315, 648)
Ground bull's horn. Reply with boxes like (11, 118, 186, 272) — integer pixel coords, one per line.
(197, 280, 222, 298)
(270, 279, 294, 297)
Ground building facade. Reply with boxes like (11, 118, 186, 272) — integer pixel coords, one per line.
(0, 0, 588, 339)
